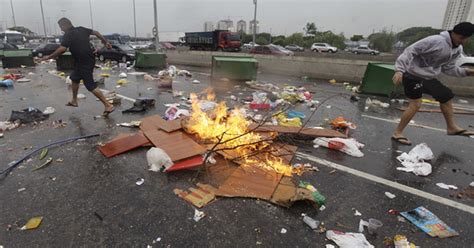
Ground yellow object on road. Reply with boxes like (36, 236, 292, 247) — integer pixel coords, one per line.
(21, 216, 43, 230)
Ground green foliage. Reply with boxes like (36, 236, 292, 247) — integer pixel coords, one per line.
(463, 39, 474, 55)
(397, 27, 442, 46)
(350, 35, 364, 42)
(304, 22, 317, 36)
(255, 36, 269, 45)
(368, 30, 395, 52)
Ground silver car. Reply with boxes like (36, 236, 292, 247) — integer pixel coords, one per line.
(352, 46, 380, 55)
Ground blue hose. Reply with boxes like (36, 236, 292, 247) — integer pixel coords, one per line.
(1, 133, 100, 175)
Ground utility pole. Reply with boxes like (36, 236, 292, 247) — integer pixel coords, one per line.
(252, 0, 257, 44)
(153, 0, 159, 52)
(133, 0, 137, 41)
(40, 0, 48, 42)
(89, 0, 94, 29)
(10, 0, 16, 27)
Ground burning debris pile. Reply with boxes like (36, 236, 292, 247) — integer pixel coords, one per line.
(98, 89, 346, 208)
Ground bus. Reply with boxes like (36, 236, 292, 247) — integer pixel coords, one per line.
(0, 30, 26, 45)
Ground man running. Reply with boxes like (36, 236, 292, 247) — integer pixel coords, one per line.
(40, 17, 115, 116)
(392, 22, 474, 145)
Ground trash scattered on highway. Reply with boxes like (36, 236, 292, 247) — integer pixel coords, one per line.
(435, 183, 458, 190)
(326, 230, 374, 248)
(193, 209, 205, 222)
(136, 178, 145, 186)
(20, 216, 43, 230)
(400, 206, 458, 238)
(396, 143, 433, 176)
(303, 215, 320, 229)
(393, 234, 416, 248)
(314, 137, 365, 157)
(385, 192, 396, 199)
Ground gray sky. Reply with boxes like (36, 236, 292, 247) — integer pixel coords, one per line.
(1, 0, 448, 37)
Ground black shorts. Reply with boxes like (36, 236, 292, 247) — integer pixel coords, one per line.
(402, 73, 454, 103)
(70, 66, 97, 91)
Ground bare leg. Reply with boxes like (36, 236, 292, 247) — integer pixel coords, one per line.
(67, 82, 80, 106)
(393, 99, 421, 140)
(440, 100, 463, 134)
(91, 88, 114, 112)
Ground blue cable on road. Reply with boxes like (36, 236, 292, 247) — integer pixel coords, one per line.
(1, 134, 100, 176)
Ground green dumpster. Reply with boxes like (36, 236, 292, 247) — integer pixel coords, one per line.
(360, 62, 404, 97)
(134, 52, 167, 69)
(2, 49, 35, 68)
(211, 56, 258, 81)
(56, 52, 75, 70)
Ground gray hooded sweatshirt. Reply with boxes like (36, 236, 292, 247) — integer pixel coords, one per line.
(395, 31, 467, 80)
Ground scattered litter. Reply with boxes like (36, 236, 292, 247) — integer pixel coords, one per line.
(400, 206, 458, 238)
(396, 143, 433, 176)
(314, 138, 365, 157)
(393, 234, 416, 248)
(127, 72, 147, 76)
(397, 216, 406, 223)
(17, 78, 31, 83)
(359, 218, 383, 235)
(0, 79, 14, 87)
(77, 93, 86, 99)
(32, 157, 53, 171)
(165, 106, 190, 120)
(18, 188, 26, 192)
(365, 98, 389, 109)
(39, 148, 49, 160)
(174, 184, 215, 208)
(326, 230, 374, 248)
(0, 133, 3, 138)
(280, 228, 287, 234)
(435, 183, 458, 190)
(21, 216, 43, 230)
(458, 99, 469, 104)
(326, 245, 336, 248)
(193, 209, 205, 222)
(152, 237, 162, 244)
(470, 182, 474, 187)
(177, 70, 192, 77)
(303, 215, 320, 230)
(122, 98, 156, 113)
(136, 178, 145, 186)
(118, 72, 127, 78)
(117, 79, 127, 85)
(192, 79, 200, 84)
(117, 121, 142, 128)
(43, 107, 55, 115)
(99, 73, 110, 77)
(0, 121, 19, 131)
(385, 192, 396, 199)
(147, 147, 173, 172)
(144, 74, 155, 81)
(329, 79, 337, 84)
(55, 158, 64, 162)
(354, 209, 362, 216)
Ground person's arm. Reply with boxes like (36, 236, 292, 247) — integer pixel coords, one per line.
(92, 30, 112, 49)
(41, 46, 67, 61)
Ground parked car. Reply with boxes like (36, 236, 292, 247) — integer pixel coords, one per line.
(285, 44, 304, 52)
(311, 43, 337, 53)
(129, 42, 150, 50)
(249, 44, 294, 56)
(32, 43, 60, 57)
(97, 44, 135, 62)
(456, 53, 474, 68)
(160, 42, 176, 50)
(352, 46, 380, 55)
(242, 42, 259, 49)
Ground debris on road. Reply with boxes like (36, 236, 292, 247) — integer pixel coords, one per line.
(39, 148, 49, 160)
(43, 107, 56, 115)
(193, 209, 205, 222)
(32, 157, 53, 171)
(117, 121, 142, 128)
(136, 178, 145, 186)
(326, 230, 374, 248)
(435, 183, 458, 190)
(385, 192, 396, 199)
(20, 216, 43, 230)
(303, 215, 320, 229)
(174, 184, 216, 208)
(393, 234, 416, 248)
(280, 228, 287, 234)
(400, 206, 459, 238)
(314, 137, 365, 157)
(396, 143, 433, 176)
(9, 107, 49, 124)
(147, 147, 173, 172)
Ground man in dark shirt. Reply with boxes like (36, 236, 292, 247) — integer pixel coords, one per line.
(41, 18, 114, 116)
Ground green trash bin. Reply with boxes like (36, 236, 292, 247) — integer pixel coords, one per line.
(2, 49, 35, 68)
(211, 56, 258, 81)
(56, 52, 75, 70)
(134, 51, 167, 69)
(360, 62, 404, 97)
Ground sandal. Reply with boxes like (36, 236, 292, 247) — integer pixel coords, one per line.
(66, 102, 78, 107)
(102, 107, 115, 117)
(447, 129, 474, 137)
(391, 136, 412, 145)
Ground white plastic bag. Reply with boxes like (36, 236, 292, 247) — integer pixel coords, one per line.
(326, 230, 374, 248)
(313, 138, 365, 157)
(119, 72, 127, 78)
(43, 107, 55, 115)
(147, 147, 173, 172)
(396, 143, 433, 176)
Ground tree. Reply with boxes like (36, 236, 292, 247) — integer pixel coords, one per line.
(255, 36, 269, 45)
(368, 30, 395, 52)
(350, 35, 364, 42)
(304, 22, 317, 36)
(397, 27, 442, 46)
(304, 31, 346, 49)
(285, 33, 305, 46)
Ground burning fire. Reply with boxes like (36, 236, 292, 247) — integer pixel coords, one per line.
(186, 90, 293, 176)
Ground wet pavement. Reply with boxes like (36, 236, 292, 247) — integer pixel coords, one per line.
(1, 63, 474, 247)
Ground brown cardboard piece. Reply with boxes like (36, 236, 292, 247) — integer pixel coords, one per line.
(140, 115, 182, 133)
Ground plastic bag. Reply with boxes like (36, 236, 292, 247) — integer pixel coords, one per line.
(326, 230, 374, 248)
(118, 72, 127, 78)
(43, 107, 56, 115)
(147, 147, 173, 172)
(313, 138, 365, 157)
(396, 143, 433, 176)
(9, 107, 49, 124)
(0, 79, 14, 87)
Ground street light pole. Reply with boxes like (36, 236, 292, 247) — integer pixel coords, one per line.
(89, 0, 94, 29)
(133, 0, 137, 41)
(10, 0, 16, 27)
(252, 0, 257, 44)
(40, 0, 48, 42)
(153, 0, 159, 52)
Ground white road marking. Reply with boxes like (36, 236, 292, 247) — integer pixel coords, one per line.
(361, 114, 445, 132)
(296, 152, 474, 215)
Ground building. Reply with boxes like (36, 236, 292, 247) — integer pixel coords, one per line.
(249, 20, 260, 34)
(237, 20, 247, 33)
(442, 0, 474, 30)
(204, 21, 215, 32)
(217, 19, 233, 31)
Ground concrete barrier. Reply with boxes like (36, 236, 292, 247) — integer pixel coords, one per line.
(166, 50, 474, 96)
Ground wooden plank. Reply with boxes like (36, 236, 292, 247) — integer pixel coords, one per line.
(248, 124, 346, 138)
(140, 115, 182, 133)
(143, 130, 207, 162)
(98, 133, 150, 158)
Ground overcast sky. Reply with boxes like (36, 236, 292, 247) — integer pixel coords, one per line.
(1, 0, 448, 37)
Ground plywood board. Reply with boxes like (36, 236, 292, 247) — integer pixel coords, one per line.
(143, 130, 207, 162)
(140, 115, 182, 133)
(99, 133, 150, 158)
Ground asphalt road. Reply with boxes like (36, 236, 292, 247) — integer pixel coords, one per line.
(0, 64, 473, 247)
